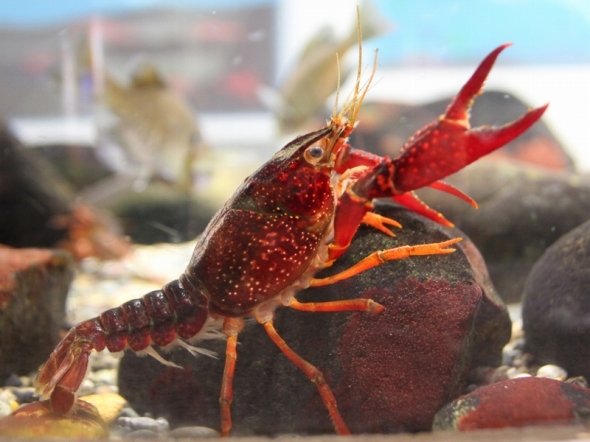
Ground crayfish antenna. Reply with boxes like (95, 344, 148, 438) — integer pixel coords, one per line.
(330, 5, 378, 137)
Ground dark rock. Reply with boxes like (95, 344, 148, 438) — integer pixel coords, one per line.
(34, 144, 112, 192)
(418, 161, 590, 303)
(522, 219, 590, 379)
(118, 205, 510, 435)
(0, 246, 74, 379)
(433, 377, 590, 431)
(103, 184, 216, 244)
(0, 124, 129, 260)
(352, 90, 573, 171)
(0, 124, 75, 249)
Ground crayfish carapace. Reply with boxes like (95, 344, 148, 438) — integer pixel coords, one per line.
(35, 22, 547, 436)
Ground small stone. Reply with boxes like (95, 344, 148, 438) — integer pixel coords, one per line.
(169, 426, 219, 438)
(18, 376, 32, 387)
(80, 392, 127, 424)
(78, 379, 96, 396)
(566, 377, 588, 388)
(127, 429, 159, 439)
(3, 374, 22, 387)
(506, 367, 530, 379)
(118, 407, 140, 418)
(88, 368, 117, 386)
(117, 416, 169, 433)
(536, 364, 567, 381)
(0, 389, 17, 405)
(0, 398, 13, 418)
(11, 387, 38, 404)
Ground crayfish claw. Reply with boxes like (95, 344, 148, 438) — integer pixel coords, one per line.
(392, 45, 548, 194)
(465, 103, 549, 160)
(445, 43, 511, 122)
(393, 192, 455, 227)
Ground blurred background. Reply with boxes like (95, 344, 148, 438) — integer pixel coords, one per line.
(0, 0, 588, 246)
(2, 0, 589, 164)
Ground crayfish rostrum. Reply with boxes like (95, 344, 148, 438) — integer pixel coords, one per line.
(35, 38, 547, 435)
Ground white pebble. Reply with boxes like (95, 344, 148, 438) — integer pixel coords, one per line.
(117, 416, 170, 433)
(536, 364, 567, 381)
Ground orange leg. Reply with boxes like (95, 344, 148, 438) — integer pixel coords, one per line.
(312, 237, 462, 287)
(220, 317, 244, 437)
(361, 211, 401, 237)
(289, 298, 383, 314)
(261, 320, 350, 435)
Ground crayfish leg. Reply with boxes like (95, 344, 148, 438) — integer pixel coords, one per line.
(361, 211, 402, 237)
(261, 320, 351, 435)
(288, 297, 384, 314)
(311, 238, 462, 287)
(219, 318, 243, 437)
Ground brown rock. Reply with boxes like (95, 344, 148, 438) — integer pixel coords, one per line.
(0, 246, 73, 379)
(522, 219, 590, 379)
(433, 377, 590, 431)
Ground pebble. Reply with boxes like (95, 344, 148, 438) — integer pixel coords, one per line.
(3, 374, 22, 387)
(169, 426, 219, 438)
(0, 399, 12, 418)
(118, 406, 140, 418)
(10, 387, 38, 404)
(127, 429, 159, 439)
(89, 368, 118, 387)
(78, 378, 96, 396)
(0, 389, 18, 417)
(536, 364, 567, 381)
(117, 416, 170, 433)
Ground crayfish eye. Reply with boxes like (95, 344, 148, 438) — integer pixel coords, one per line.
(304, 145, 325, 164)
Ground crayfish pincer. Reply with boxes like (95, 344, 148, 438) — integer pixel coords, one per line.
(35, 40, 546, 435)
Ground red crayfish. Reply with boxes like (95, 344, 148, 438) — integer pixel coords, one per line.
(36, 40, 547, 436)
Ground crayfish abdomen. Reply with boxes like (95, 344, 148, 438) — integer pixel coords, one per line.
(36, 274, 210, 414)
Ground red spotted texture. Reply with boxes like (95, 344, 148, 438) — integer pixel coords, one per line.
(189, 209, 326, 316)
(235, 126, 334, 219)
(335, 279, 484, 432)
(186, 125, 337, 317)
(434, 377, 590, 431)
(243, 157, 334, 220)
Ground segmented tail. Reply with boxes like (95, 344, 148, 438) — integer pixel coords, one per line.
(36, 274, 213, 414)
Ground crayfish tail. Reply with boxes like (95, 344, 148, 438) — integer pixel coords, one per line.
(35, 318, 104, 414)
(35, 275, 211, 415)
